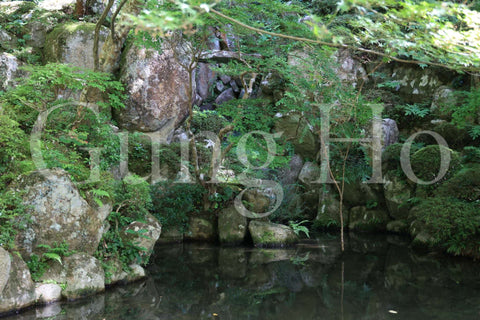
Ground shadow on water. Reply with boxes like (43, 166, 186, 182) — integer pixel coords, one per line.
(5, 233, 480, 320)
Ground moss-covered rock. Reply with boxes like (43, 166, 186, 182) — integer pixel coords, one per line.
(410, 144, 461, 183)
(249, 221, 298, 247)
(122, 214, 162, 260)
(218, 206, 247, 245)
(382, 142, 420, 173)
(314, 187, 346, 229)
(383, 172, 412, 220)
(386, 220, 408, 234)
(43, 22, 109, 69)
(273, 112, 319, 160)
(184, 217, 215, 241)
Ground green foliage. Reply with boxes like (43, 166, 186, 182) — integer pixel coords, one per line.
(113, 175, 153, 220)
(95, 176, 153, 270)
(446, 88, 480, 137)
(397, 103, 430, 118)
(2, 63, 125, 128)
(191, 109, 228, 134)
(462, 146, 480, 163)
(289, 220, 310, 238)
(382, 142, 420, 173)
(0, 190, 28, 250)
(0, 115, 33, 188)
(27, 242, 75, 281)
(150, 182, 206, 232)
(414, 197, 480, 256)
(410, 145, 461, 182)
(437, 165, 480, 201)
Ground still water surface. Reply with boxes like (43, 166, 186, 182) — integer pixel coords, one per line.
(5, 234, 480, 320)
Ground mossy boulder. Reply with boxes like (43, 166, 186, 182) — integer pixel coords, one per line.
(386, 220, 409, 234)
(410, 144, 461, 183)
(218, 206, 247, 245)
(185, 217, 215, 241)
(43, 22, 109, 69)
(430, 121, 470, 149)
(382, 142, 420, 173)
(342, 182, 383, 207)
(273, 112, 319, 160)
(314, 188, 346, 229)
(298, 161, 321, 186)
(249, 221, 298, 247)
(383, 173, 412, 220)
(348, 206, 390, 232)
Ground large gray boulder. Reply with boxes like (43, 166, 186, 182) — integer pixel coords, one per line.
(116, 40, 195, 133)
(43, 22, 109, 69)
(0, 248, 36, 314)
(14, 169, 111, 259)
(218, 206, 247, 245)
(0, 53, 22, 91)
(249, 221, 298, 247)
(40, 253, 105, 300)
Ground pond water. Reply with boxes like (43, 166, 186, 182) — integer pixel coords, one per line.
(5, 233, 480, 320)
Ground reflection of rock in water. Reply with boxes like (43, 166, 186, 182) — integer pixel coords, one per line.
(16, 236, 480, 320)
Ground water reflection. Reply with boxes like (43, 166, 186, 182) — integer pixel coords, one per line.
(5, 234, 480, 320)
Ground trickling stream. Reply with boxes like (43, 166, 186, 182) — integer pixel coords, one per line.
(5, 234, 480, 320)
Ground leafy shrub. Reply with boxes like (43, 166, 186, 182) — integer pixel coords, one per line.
(437, 165, 480, 202)
(95, 175, 153, 270)
(0, 115, 33, 189)
(0, 190, 28, 249)
(112, 175, 152, 221)
(462, 146, 480, 164)
(150, 182, 205, 232)
(414, 197, 480, 256)
(191, 109, 228, 134)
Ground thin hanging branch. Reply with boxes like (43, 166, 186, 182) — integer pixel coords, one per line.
(207, 8, 476, 73)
